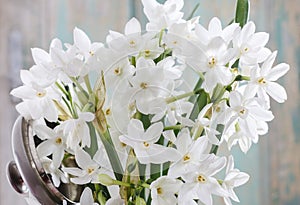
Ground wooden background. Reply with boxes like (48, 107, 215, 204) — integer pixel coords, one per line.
(0, 0, 299, 204)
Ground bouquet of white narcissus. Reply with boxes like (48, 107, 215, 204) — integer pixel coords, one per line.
(10, 0, 289, 204)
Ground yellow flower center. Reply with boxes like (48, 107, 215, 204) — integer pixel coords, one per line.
(208, 56, 217, 68)
(36, 90, 46, 98)
(129, 40, 136, 47)
(143, 142, 150, 147)
(140, 82, 148, 89)
(87, 167, 95, 174)
(197, 174, 207, 183)
(89, 51, 95, 56)
(183, 154, 191, 162)
(258, 77, 266, 84)
(114, 67, 122, 76)
(157, 187, 163, 195)
(55, 137, 63, 145)
(105, 108, 111, 116)
(144, 50, 151, 57)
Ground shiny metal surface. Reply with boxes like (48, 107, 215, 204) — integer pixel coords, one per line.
(7, 116, 82, 205)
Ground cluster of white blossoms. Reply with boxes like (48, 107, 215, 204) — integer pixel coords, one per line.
(11, 0, 289, 205)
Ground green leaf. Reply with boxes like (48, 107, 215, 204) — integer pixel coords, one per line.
(190, 90, 208, 121)
(210, 124, 225, 154)
(235, 0, 249, 27)
(84, 122, 98, 157)
(187, 2, 200, 20)
(97, 190, 107, 205)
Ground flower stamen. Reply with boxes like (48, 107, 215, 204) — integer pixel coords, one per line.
(55, 137, 63, 145)
(208, 56, 217, 68)
(258, 77, 266, 84)
(183, 154, 191, 162)
(143, 142, 150, 147)
(36, 90, 46, 98)
(197, 174, 207, 183)
(140, 82, 148, 89)
(157, 187, 163, 195)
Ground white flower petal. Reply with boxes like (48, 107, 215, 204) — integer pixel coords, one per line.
(249, 32, 269, 48)
(143, 122, 164, 143)
(125, 17, 141, 35)
(267, 63, 290, 81)
(75, 148, 93, 169)
(80, 187, 95, 205)
(31, 48, 51, 65)
(79, 112, 95, 122)
(265, 82, 287, 103)
(34, 125, 56, 140)
(128, 119, 145, 140)
(10, 86, 36, 100)
(74, 27, 91, 53)
(36, 140, 56, 158)
(208, 17, 222, 34)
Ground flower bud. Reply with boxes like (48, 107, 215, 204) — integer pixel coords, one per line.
(98, 174, 114, 186)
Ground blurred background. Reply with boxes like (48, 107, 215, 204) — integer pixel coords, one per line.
(0, 0, 299, 204)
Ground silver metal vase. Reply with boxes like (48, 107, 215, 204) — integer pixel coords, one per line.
(7, 116, 82, 205)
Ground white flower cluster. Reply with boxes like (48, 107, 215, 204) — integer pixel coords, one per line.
(11, 0, 289, 205)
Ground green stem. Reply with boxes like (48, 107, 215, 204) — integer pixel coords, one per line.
(165, 88, 203, 104)
(55, 82, 69, 97)
(113, 180, 134, 187)
(163, 124, 183, 131)
(158, 29, 164, 47)
(84, 75, 93, 94)
(70, 77, 89, 99)
(55, 82, 77, 117)
(97, 129, 124, 181)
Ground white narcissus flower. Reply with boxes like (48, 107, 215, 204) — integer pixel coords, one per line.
(246, 51, 290, 103)
(225, 120, 268, 153)
(187, 37, 236, 93)
(119, 119, 180, 164)
(62, 148, 102, 185)
(195, 17, 239, 45)
(142, 0, 184, 31)
(10, 70, 61, 122)
(129, 58, 172, 113)
(107, 17, 161, 57)
(150, 176, 183, 205)
(227, 90, 274, 140)
(168, 129, 209, 178)
(222, 156, 250, 205)
(73, 27, 103, 61)
(40, 157, 68, 187)
(178, 155, 228, 205)
(77, 187, 99, 205)
(34, 124, 67, 169)
(104, 58, 135, 90)
(233, 21, 271, 65)
(50, 44, 85, 79)
(192, 103, 220, 144)
(149, 97, 194, 127)
(59, 112, 94, 150)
